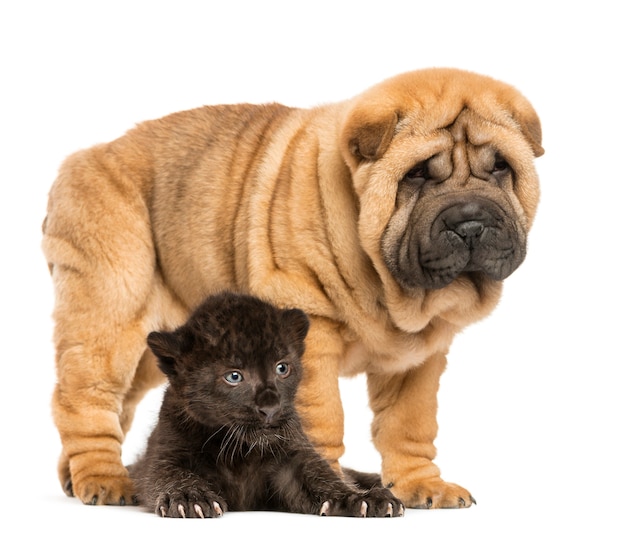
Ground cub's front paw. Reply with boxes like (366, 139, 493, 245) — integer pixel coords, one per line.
(155, 489, 226, 518)
(320, 488, 404, 518)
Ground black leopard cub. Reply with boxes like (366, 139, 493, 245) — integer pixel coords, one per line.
(129, 291, 404, 518)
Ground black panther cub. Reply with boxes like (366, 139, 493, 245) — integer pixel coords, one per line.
(129, 292, 404, 518)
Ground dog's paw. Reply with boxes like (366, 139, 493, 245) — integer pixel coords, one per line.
(388, 476, 475, 509)
(73, 475, 137, 506)
(155, 490, 226, 518)
(319, 488, 404, 517)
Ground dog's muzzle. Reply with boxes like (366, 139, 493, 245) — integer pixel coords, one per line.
(387, 198, 527, 291)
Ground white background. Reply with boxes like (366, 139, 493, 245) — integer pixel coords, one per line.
(2, 1, 624, 534)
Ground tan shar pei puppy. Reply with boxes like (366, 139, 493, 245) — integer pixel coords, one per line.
(42, 67, 543, 509)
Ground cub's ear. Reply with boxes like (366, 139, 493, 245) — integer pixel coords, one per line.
(341, 109, 399, 168)
(147, 331, 185, 377)
(282, 308, 310, 344)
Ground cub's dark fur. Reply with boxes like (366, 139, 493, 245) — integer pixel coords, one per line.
(129, 292, 403, 518)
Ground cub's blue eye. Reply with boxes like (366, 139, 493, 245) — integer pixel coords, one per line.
(275, 363, 290, 377)
(224, 371, 243, 384)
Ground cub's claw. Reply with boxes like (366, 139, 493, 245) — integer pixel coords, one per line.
(154, 489, 226, 518)
(163, 500, 224, 518)
(212, 501, 224, 517)
(318, 493, 403, 517)
(320, 501, 331, 516)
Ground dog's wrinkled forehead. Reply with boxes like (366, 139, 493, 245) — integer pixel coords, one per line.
(442, 109, 503, 178)
(448, 107, 514, 145)
(448, 108, 487, 143)
(399, 104, 535, 179)
(400, 103, 512, 146)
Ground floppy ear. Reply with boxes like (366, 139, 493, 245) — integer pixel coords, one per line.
(510, 97, 544, 157)
(341, 109, 399, 166)
(147, 331, 184, 377)
(519, 112, 544, 157)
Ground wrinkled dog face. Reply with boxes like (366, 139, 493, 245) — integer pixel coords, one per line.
(342, 69, 543, 292)
(382, 110, 531, 290)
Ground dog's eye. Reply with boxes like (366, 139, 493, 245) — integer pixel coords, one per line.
(403, 162, 429, 183)
(492, 155, 510, 175)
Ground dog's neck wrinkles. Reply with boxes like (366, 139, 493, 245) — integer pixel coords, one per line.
(340, 319, 454, 376)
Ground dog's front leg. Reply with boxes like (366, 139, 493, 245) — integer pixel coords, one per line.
(368, 352, 475, 509)
(296, 316, 346, 471)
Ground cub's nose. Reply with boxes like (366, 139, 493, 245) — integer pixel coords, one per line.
(258, 404, 281, 424)
(256, 389, 281, 424)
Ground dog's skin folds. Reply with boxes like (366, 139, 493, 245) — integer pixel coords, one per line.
(42, 68, 542, 508)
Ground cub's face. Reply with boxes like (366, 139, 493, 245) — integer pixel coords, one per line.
(147, 293, 310, 430)
(341, 68, 543, 294)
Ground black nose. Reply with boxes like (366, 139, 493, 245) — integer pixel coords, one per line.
(440, 202, 493, 244)
(455, 220, 484, 240)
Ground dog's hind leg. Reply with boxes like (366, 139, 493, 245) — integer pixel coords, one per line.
(118, 278, 188, 441)
(42, 147, 174, 505)
(50, 331, 148, 505)
(118, 347, 166, 440)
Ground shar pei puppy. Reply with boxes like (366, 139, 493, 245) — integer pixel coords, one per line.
(42, 67, 543, 509)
